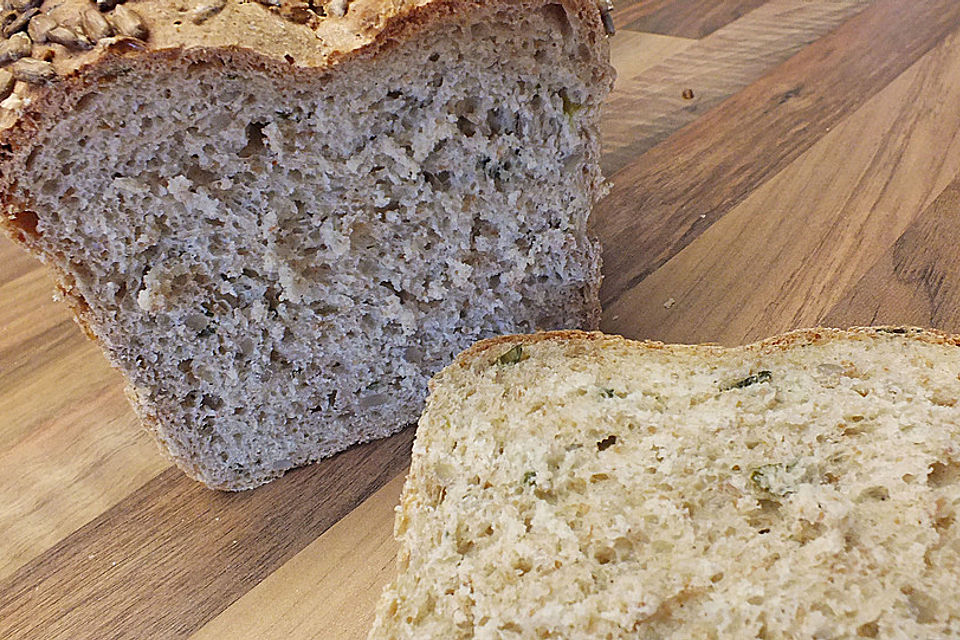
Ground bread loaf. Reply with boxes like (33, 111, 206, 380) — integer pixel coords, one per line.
(0, 0, 614, 489)
(371, 328, 960, 639)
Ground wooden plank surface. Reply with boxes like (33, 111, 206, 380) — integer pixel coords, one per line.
(823, 179, 960, 330)
(601, 0, 872, 174)
(5, 0, 960, 638)
(603, 23, 960, 344)
(598, 0, 960, 306)
(0, 429, 414, 640)
(613, 0, 769, 38)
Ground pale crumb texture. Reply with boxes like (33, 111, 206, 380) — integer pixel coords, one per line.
(371, 328, 960, 639)
(12, 3, 611, 489)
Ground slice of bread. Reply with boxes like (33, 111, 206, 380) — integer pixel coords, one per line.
(370, 328, 960, 639)
(0, 0, 613, 489)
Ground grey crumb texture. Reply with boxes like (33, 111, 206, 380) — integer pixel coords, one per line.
(18, 4, 610, 488)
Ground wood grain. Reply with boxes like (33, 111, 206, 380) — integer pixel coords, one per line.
(0, 258, 169, 580)
(600, 0, 872, 175)
(0, 239, 38, 288)
(615, 0, 769, 39)
(0, 427, 414, 640)
(597, 0, 960, 308)
(2, 2, 958, 639)
(190, 474, 404, 640)
(602, 25, 960, 345)
(607, 30, 694, 92)
(823, 180, 960, 332)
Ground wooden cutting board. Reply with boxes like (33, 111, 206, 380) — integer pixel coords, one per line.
(4, 0, 960, 637)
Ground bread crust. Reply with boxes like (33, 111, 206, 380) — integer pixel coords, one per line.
(454, 326, 960, 369)
(0, 0, 608, 186)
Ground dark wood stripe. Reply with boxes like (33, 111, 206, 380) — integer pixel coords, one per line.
(596, 0, 960, 309)
(0, 426, 415, 640)
(615, 0, 768, 39)
(0, 319, 79, 381)
(823, 179, 960, 332)
(600, 0, 869, 177)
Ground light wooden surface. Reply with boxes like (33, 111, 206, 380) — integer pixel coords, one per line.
(4, 0, 960, 638)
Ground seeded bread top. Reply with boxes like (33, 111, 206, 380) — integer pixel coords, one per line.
(0, 0, 610, 186)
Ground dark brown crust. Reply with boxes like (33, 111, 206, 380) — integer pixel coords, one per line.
(454, 326, 960, 369)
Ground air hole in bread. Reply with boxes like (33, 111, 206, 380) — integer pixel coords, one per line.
(928, 459, 960, 487)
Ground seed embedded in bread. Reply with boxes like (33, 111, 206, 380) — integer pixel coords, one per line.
(597, 0, 614, 35)
(46, 24, 93, 50)
(108, 4, 147, 39)
(190, 0, 226, 25)
(26, 12, 55, 42)
(80, 8, 113, 40)
(0, 68, 13, 99)
(4, 0, 41, 12)
(0, 31, 31, 63)
(8, 55, 56, 82)
(1, 6, 36, 37)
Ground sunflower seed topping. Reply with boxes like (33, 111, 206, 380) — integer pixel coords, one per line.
(9, 56, 57, 83)
(47, 25, 93, 50)
(81, 8, 112, 40)
(2, 6, 37, 37)
(0, 31, 31, 64)
(27, 12, 56, 42)
(4, 0, 41, 12)
(0, 68, 13, 100)
(109, 4, 147, 39)
(599, 0, 615, 35)
(191, 0, 226, 24)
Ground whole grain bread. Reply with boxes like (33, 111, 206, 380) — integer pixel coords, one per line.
(0, 0, 614, 489)
(371, 328, 960, 639)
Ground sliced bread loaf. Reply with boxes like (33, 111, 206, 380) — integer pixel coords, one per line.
(370, 328, 960, 639)
(0, 0, 614, 488)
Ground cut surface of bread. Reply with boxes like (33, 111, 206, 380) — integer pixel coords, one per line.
(370, 328, 960, 639)
(0, 0, 613, 488)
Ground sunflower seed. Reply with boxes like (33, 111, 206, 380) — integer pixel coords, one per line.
(4, 0, 41, 12)
(191, 0, 225, 24)
(598, 0, 615, 36)
(47, 25, 93, 49)
(9, 56, 57, 83)
(327, 0, 347, 17)
(280, 2, 312, 24)
(1, 6, 37, 37)
(0, 68, 13, 100)
(81, 8, 112, 40)
(27, 12, 56, 42)
(109, 5, 147, 39)
(97, 0, 119, 11)
(0, 31, 31, 64)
